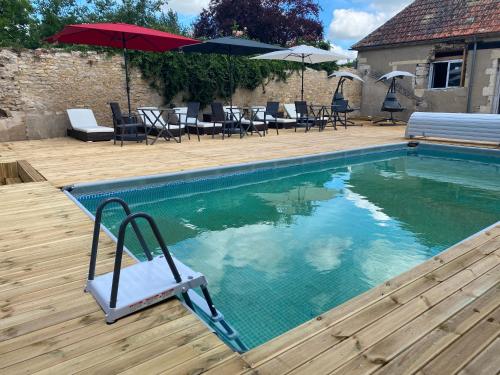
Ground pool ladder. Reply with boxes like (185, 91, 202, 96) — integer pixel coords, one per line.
(86, 198, 247, 352)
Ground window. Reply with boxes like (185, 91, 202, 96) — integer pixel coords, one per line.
(429, 60, 463, 89)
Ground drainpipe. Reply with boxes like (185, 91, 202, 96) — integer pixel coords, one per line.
(466, 39, 477, 113)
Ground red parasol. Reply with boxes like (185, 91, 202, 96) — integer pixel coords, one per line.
(47, 23, 199, 113)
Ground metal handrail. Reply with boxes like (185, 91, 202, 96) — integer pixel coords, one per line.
(88, 198, 153, 281)
(87, 201, 242, 347)
(110, 212, 184, 308)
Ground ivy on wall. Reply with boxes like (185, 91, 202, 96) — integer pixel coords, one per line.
(130, 51, 338, 107)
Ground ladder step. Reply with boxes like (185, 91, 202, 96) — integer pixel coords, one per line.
(86, 255, 206, 323)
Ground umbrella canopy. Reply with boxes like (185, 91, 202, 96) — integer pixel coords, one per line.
(180, 36, 284, 55)
(253, 45, 346, 64)
(329, 71, 364, 82)
(181, 37, 284, 107)
(377, 71, 415, 82)
(252, 45, 348, 100)
(47, 23, 199, 113)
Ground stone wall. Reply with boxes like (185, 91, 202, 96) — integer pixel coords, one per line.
(0, 49, 162, 141)
(230, 68, 361, 110)
(0, 48, 361, 141)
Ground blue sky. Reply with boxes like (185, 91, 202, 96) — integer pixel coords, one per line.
(167, 0, 413, 59)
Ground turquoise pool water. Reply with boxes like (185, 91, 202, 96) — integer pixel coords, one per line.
(76, 147, 500, 349)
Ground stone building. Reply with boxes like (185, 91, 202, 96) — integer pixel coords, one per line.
(352, 0, 500, 120)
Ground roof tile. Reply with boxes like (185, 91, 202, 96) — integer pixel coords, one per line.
(352, 0, 500, 50)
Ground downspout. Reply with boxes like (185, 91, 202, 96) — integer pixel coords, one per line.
(466, 38, 477, 113)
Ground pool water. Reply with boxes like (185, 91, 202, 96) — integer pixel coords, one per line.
(76, 147, 500, 349)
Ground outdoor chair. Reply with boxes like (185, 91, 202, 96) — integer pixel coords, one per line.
(374, 92, 406, 125)
(110, 102, 148, 147)
(294, 101, 317, 132)
(176, 102, 218, 141)
(211, 102, 236, 139)
(66, 109, 114, 142)
(331, 98, 357, 129)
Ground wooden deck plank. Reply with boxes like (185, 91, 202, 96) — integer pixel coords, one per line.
(117, 334, 227, 374)
(32, 316, 205, 375)
(372, 284, 500, 375)
(457, 337, 500, 375)
(2, 304, 192, 374)
(416, 304, 500, 375)
(329, 267, 500, 375)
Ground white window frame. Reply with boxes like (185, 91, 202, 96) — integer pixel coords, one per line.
(428, 59, 463, 89)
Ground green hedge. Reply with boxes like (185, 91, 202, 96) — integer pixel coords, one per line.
(131, 51, 338, 107)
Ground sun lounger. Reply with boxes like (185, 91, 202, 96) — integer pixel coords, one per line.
(175, 102, 220, 141)
(406, 112, 500, 144)
(66, 109, 114, 142)
(252, 104, 295, 133)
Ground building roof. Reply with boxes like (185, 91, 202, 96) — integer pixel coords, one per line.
(352, 0, 500, 50)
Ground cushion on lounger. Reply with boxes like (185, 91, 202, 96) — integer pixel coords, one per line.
(251, 107, 295, 123)
(67, 109, 114, 133)
(194, 121, 223, 128)
(240, 119, 264, 126)
(283, 104, 297, 119)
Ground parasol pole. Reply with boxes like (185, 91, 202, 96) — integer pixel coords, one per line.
(301, 54, 305, 101)
(229, 53, 233, 108)
(122, 33, 132, 115)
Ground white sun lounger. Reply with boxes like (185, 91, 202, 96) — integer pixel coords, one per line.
(173, 107, 218, 128)
(251, 106, 296, 126)
(66, 109, 114, 142)
(284, 104, 297, 120)
(406, 112, 500, 144)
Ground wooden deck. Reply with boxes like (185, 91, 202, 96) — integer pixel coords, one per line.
(0, 124, 404, 187)
(0, 125, 499, 374)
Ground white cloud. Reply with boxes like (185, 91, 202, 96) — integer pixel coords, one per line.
(305, 237, 353, 272)
(328, 8, 390, 42)
(369, 0, 411, 13)
(327, 1, 413, 45)
(166, 0, 209, 15)
(330, 43, 357, 64)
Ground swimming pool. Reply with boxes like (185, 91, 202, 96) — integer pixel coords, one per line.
(69, 143, 500, 350)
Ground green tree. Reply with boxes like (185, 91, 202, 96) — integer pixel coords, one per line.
(0, 0, 37, 48)
(193, 0, 324, 46)
(34, 0, 88, 41)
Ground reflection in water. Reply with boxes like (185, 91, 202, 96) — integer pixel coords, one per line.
(79, 150, 500, 349)
(255, 183, 337, 215)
